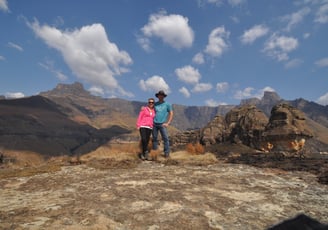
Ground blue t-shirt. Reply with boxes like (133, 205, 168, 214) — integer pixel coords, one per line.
(154, 101, 173, 124)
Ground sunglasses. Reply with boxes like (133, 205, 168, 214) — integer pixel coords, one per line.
(148, 101, 154, 104)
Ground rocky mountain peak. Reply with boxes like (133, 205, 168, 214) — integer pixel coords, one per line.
(41, 82, 93, 98)
(262, 91, 281, 104)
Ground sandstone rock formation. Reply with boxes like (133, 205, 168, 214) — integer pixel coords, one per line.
(171, 103, 328, 154)
(262, 103, 313, 153)
(225, 105, 269, 149)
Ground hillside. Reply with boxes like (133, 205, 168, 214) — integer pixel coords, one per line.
(0, 95, 130, 156)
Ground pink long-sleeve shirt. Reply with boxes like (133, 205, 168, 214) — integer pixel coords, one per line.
(136, 106, 156, 129)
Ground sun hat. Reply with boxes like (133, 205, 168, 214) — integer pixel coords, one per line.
(155, 90, 167, 98)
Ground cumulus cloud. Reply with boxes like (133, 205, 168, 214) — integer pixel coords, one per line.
(263, 34, 298, 61)
(216, 82, 229, 93)
(175, 65, 201, 84)
(179, 87, 191, 98)
(5, 92, 25, 99)
(281, 7, 311, 31)
(8, 42, 23, 51)
(138, 75, 171, 94)
(204, 26, 230, 57)
(192, 82, 213, 93)
(28, 20, 133, 97)
(140, 10, 194, 50)
(315, 57, 328, 67)
(315, 3, 328, 24)
(240, 24, 269, 45)
(192, 52, 205, 64)
(317, 92, 328, 105)
(0, 0, 9, 12)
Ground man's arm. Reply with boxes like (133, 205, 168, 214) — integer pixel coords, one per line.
(165, 111, 173, 126)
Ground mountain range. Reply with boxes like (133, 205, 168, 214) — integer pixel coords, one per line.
(0, 82, 327, 156)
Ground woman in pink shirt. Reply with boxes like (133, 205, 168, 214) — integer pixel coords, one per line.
(136, 98, 156, 160)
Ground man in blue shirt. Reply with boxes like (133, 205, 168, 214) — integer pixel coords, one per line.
(152, 90, 173, 158)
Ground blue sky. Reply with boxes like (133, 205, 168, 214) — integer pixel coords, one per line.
(0, 0, 328, 106)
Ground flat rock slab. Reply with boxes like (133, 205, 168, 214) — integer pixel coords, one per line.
(1, 162, 327, 229)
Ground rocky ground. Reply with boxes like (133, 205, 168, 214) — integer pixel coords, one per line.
(0, 151, 328, 230)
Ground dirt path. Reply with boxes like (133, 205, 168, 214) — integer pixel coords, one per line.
(1, 160, 327, 230)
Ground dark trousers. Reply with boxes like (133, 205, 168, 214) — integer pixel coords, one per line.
(139, 127, 152, 154)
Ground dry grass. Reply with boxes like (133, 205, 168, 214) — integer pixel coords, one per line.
(185, 143, 205, 155)
(0, 142, 220, 177)
(170, 150, 218, 165)
(0, 150, 45, 168)
(0, 149, 62, 179)
(80, 142, 139, 162)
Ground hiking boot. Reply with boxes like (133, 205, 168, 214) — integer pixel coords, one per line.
(139, 153, 145, 160)
(144, 151, 152, 161)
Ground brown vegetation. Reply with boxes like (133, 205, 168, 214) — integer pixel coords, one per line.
(185, 143, 205, 155)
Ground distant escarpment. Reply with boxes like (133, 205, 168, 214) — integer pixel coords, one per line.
(0, 82, 327, 156)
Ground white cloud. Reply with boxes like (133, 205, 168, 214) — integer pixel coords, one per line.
(315, 3, 328, 23)
(175, 65, 201, 84)
(192, 52, 205, 64)
(89, 86, 104, 96)
(29, 20, 133, 97)
(317, 92, 328, 105)
(240, 24, 269, 45)
(0, 0, 9, 12)
(263, 34, 298, 61)
(138, 75, 171, 94)
(192, 83, 213, 93)
(315, 57, 328, 67)
(39, 61, 68, 81)
(140, 10, 194, 50)
(285, 58, 303, 69)
(179, 87, 191, 98)
(136, 36, 152, 52)
(5, 92, 25, 99)
(234, 87, 255, 99)
(216, 82, 229, 93)
(8, 42, 23, 51)
(234, 86, 275, 100)
(281, 7, 311, 31)
(205, 99, 219, 107)
(204, 26, 230, 57)
(0, 55, 5, 61)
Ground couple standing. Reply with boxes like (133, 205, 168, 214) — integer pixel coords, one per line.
(136, 90, 173, 160)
